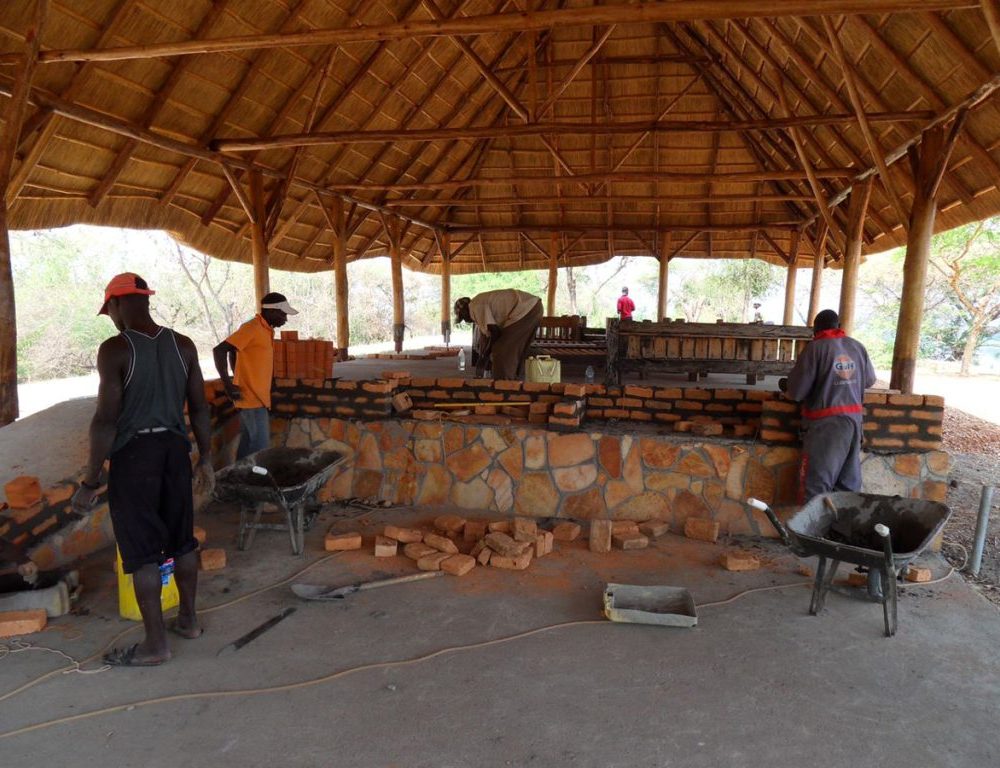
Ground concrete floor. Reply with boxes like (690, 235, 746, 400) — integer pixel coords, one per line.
(2, 503, 998, 768)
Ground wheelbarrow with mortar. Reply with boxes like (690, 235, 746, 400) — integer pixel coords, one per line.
(214, 445, 352, 555)
(747, 492, 951, 637)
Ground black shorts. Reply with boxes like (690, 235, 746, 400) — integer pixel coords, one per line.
(109, 431, 197, 574)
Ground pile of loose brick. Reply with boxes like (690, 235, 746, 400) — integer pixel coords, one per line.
(321, 511, 751, 577)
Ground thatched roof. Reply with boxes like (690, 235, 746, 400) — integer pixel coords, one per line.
(3, 1, 1000, 275)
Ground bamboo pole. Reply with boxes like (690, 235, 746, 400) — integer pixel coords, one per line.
(439, 232, 452, 345)
(213, 112, 931, 152)
(783, 231, 800, 325)
(327, 169, 854, 192)
(984, 0, 1000, 55)
(387, 218, 405, 352)
(447, 224, 798, 235)
(822, 16, 909, 231)
(382, 193, 815, 207)
(657, 231, 670, 320)
(248, 170, 269, 305)
(807, 223, 828, 325)
(37, 2, 973, 64)
(838, 178, 874, 335)
(0, 0, 48, 426)
(547, 233, 558, 316)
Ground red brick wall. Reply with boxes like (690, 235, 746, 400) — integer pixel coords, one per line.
(268, 378, 944, 454)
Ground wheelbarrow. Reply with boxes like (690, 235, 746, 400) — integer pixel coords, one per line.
(748, 492, 951, 637)
(215, 447, 351, 555)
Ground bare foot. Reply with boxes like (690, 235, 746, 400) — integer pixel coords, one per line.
(169, 614, 204, 639)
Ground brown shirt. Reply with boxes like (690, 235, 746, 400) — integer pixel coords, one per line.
(468, 289, 541, 330)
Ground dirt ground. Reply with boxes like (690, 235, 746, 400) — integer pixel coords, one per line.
(940, 408, 1000, 607)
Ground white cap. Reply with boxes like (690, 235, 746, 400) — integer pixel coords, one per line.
(261, 299, 299, 315)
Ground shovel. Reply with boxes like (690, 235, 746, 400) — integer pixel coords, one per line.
(291, 571, 443, 601)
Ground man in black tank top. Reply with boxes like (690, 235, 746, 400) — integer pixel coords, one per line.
(72, 273, 214, 667)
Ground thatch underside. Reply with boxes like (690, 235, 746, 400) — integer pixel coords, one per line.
(3, 1, 1000, 275)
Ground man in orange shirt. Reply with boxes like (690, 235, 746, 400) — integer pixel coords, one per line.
(213, 292, 298, 459)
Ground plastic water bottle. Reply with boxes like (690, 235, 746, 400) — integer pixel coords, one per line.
(458, 348, 466, 371)
(159, 558, 175, 587)
(585, 365, 595, 384)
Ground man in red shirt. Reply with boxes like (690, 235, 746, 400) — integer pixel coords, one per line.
(616, 287, 635, 320)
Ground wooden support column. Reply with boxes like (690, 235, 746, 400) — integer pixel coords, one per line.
(783, 231, 800, 325)
(387, 217, 405, 352)
(547, 233, 558, 316)
(330, 196, 349, 358)
(439, 232, 452, 345)
(0, 0, 48, 426)
(657, 231, 670, 320)
(839, 178, 874, 335)
(891, 117, 967, 393)
(807, 222, 828, 325)
(248, 169, 269, 306)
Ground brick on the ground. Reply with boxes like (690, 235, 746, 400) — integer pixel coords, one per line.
(683, 517, 720, 543)
(374, 536, 398, 558)
(199, 548, 227, 570)
(423, 532, 459, 554)
(434, 514, 466, 533)
(535, 530, 554, 557)
(846, 571, 868, 587)
(639, 520, 670, 538)
(441, 554, 476, 576)
(611, 520, 640, 535)
(417, 552, 452, 571)
(403, 542, 437, 560)
(484, 531, 529, 557)
(490, 550, 533, 570)
(325, 531, 363, 551)
(589, 520, 613, 553)
(613, 532, 649, 550)
(512, 517, 538, 542)
(193, 526, 207, 545)
(0, 609, 47, 638)
(721, 551, 760, 571)
(4, 476, 42, 509)
(552, 522, 581, 541)
(383, 525, 423, 543)
(463, 520, 488, 542)
(906, 566, 932, 583)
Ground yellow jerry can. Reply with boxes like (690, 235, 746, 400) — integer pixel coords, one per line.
(116, 547, 179, 621)
(525, 355, 561, 384)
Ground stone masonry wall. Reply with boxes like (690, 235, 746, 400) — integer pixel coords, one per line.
(275, 416, 951, 538)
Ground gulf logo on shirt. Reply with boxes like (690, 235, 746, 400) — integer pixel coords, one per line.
(833, 355, 857, 380)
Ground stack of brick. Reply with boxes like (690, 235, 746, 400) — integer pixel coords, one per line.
(271, 378, 395, 419)
(274, 330, 336, 379)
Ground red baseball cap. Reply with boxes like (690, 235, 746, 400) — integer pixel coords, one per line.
(98, 272, 155, 315)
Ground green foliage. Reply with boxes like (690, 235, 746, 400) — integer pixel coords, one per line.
(668, 258, 783, 322)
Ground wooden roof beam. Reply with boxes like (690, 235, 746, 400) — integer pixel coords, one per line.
(822, 15, 910, 230)
(36, 2, 978, 64)
(447, 224, 799, 234)
(382, 192, 814, 207)
(536, 25, 616, 119)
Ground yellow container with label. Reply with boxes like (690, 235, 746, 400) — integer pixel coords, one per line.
(525, 355, 561, 384)
(116, 547, 179, 621)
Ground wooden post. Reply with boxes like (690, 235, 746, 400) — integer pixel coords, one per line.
(807, 222, 828, 325)
(891, 118, 966, 393)
(248, 170, 269, 306)
(657, 231, 670, 320)
(388, 217, 405, 352)
(839, 178, 874, 335)
(783, 231, 800, 325)
(439, 232, 451, 345)
(0, 0, 48, 426)
(546, 233, 558, 316)
(330, 196, 349, 358)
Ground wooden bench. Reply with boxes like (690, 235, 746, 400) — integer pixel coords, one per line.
(606, 319, 814, 385)
(534, 315, 587, 341)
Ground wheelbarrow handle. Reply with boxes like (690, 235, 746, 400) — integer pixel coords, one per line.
(747, 497, 791, 547)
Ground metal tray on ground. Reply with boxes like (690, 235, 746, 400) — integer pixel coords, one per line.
(603, 583, 698, 627)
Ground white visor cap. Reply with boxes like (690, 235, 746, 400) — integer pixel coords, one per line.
(261, 299, 299, 315)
